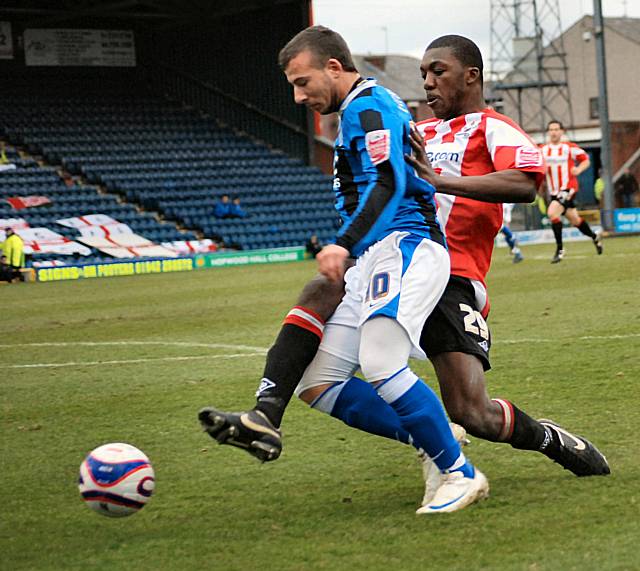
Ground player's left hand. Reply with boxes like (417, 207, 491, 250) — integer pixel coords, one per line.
(405, 125, 437, 188)
(570, 167, 580, 176)
(317, 244, 349, 283)
(557, 189, 572, 205)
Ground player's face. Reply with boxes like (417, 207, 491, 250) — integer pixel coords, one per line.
(547, 123, 564, 144)
(285, 50, 337, 114)
(420, 47, 469, 120)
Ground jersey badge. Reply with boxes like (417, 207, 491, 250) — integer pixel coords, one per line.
(365, 129, 391, 165)
(515, 146, 543, 168)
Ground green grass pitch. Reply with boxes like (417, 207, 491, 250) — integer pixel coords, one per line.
(2, 236, 639, 571)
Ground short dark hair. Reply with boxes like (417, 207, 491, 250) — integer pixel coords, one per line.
(278, 25, 357, 72)
(547, 120, 564, 130)
(426, 35, 483, 79)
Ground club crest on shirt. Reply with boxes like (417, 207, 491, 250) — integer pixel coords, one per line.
(365, 129, 391, 165)
(515, 146, 543, 168)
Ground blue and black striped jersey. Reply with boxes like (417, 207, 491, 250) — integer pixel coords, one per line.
(333, 78, 445, 257)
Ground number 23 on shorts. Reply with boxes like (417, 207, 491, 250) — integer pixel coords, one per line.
(459, 303, 489, 340)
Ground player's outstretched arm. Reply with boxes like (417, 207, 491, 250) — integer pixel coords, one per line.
(434, 170, 537, 203)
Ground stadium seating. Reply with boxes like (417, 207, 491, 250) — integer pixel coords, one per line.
(0, 151, 197, 265)
(0, 77, 337, 254)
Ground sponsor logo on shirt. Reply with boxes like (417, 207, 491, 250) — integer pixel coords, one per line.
(426, 151, 461, 163)
(365, 129, 391, 165)
(515, 146, 543, 168)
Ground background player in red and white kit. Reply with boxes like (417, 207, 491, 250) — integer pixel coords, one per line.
(199, 36, 610, 496)
(541, 120, 603, 263)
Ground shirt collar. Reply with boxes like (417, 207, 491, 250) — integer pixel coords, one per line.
(339, 77, 377, 114)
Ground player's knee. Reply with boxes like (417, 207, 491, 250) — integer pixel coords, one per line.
(359, 317, 411, 382)
(359, 344, 408, 382)
(360, 355, 393, 383)
(297, 273, 345, 321)
(298, 384, 329, 405)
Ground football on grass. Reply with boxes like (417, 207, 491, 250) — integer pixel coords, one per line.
(78, 442, 155, 517)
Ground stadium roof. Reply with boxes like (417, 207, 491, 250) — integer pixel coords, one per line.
(353, 54, 426, 102)
(0, 0, 301, 24)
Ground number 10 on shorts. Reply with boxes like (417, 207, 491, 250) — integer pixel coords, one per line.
(366, 272, 390, 302)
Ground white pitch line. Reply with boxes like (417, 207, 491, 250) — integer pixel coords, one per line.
(3, 334, 638, 368)
(495, 332, 640, 344)
(527, 252, 639, 261)
(8, 352, 266, 369)
(0, 340, 268, 352)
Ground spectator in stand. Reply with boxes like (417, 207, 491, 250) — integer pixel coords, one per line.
(615, 168, 639, 208)
(1, 228, 25, 282)
(229, 196, 247, 218)
(214, 194, 232, 219)
(57, 168, 75, 188)
(305, 234, 322, 258)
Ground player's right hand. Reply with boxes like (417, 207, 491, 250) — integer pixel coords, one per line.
(405, 125, 437, 188)
(316, 244, 349, 283)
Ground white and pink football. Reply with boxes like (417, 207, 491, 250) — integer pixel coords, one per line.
(78, 443, 155, 517)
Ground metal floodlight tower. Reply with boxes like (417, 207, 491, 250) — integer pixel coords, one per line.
(489, 0, 574, 136)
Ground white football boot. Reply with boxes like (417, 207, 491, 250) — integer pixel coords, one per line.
(416, 467, 489, 514)
(418, 422, 470, 506)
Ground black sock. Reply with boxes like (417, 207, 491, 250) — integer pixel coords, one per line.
(576, 219, 596, 239)
(254, 308, 324, 427)
(551, 220, 563, 251)
(507, 404, 550, 451)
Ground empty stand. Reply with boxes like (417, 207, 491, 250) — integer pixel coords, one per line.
(0, 155, 195, 265)
(0, 76, 337, 256)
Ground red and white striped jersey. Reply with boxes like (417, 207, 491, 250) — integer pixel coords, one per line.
(416, 108, 544, 315)
(541, 142, 588, 195)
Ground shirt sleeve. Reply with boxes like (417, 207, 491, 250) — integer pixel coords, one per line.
(334, 102, 407, 257)
(570, 143, 589, 162)
(485, 115, 546, 186)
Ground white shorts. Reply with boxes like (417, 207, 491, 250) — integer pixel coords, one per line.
(358, 231, 449, 357)
(296, 231, 449, 394)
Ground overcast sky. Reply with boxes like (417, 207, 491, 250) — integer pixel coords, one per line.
(313, 0, 640, 69)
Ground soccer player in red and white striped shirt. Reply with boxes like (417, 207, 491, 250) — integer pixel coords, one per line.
(541, 120, 603, 263)
(199, 34, 610, 492)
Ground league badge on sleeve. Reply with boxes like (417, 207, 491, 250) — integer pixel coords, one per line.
(365, 129, 391, 165)
(515, 146, 543, 168)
